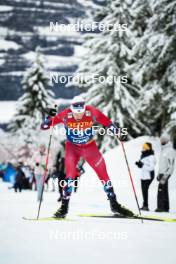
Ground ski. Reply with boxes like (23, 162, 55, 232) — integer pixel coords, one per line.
(78, 213, 176, 222)
(22, 216, 71, 221)
(23, 214, 176, 222)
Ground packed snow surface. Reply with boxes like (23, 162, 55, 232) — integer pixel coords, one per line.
(0, 136, 176, 264)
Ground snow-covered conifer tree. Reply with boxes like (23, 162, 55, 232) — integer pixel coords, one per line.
(132, 0, 176, 136)
(9, 49, 54, 143)
(130, 0, 152, 37)
(75, 0, 146, 151)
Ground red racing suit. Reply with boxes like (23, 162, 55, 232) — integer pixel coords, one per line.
(41, 105, 118, 198)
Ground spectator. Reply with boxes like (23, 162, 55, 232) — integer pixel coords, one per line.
(13, 163, 25, 192)
(32, 144, 47, 202)
(53, 147, 66, 202)
(135, 142, 156, 211)
(155, 135, 175, 212)
(21, 163, 33, 189)
(0, 162, 7, 180)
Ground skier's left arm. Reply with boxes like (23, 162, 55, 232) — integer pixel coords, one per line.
(91, 106, 126, 140)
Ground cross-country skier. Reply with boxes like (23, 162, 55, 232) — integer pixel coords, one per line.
(41, 95, 134, 218)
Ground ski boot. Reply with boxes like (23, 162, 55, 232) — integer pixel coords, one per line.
(155, 208, 168, 212)
(54, 177, 74, 217)
(104, 182, 134, 217)
(140, 205, 149, 211)
(54, 199, 69, 218)
(109, 196, 134, 217)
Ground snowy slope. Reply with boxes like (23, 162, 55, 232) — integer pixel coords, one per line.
(77, 136, 176, 213)
(0, 136, 176, 264)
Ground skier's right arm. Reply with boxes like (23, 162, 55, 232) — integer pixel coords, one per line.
(40, 116, 52, 130)
(41, 111, 65, 130)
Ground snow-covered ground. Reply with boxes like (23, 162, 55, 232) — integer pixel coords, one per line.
(0, 99, 72, 124)
(0, 136, 176, 264)
(0, 101, 16, 123)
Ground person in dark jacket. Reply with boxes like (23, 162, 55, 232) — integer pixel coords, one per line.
(14, 164, 25, 192)
(155, 135, 175, 212)
(135, 142, 156, 211)
(52, 147, 66, 202)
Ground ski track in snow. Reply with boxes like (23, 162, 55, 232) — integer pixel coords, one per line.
(0, 136, 176, 264)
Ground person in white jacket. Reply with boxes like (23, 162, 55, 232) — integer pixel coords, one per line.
(135, 142, 156, 211)
(155, 135, 175, 212)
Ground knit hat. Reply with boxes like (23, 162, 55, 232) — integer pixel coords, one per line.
(143, 142, 152, 151)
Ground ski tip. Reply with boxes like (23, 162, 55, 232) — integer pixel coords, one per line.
(22, 217, 38, 221)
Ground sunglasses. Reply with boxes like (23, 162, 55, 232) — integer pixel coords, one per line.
(72, 102, 85, 108)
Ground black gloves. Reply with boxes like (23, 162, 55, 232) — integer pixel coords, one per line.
(45, 105, 58, 117)
(135, 161, 144, 168)
(118, 133, 128, 141)
(46, 107, 57, 117)
(41, 106, 57, 130)
(157, 174, 170, 185)
(41, 116, 52, 130)
(157, 174, 164, 181)
(108, 123, 128, 141)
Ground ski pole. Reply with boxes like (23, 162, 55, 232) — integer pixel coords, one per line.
(119, 140, 143, 223)
(37, 117, 55, 220)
